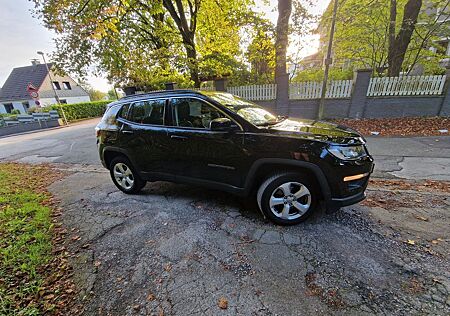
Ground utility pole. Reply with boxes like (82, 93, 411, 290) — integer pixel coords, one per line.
(37, 51, 68, 125)
(318, 0, 338, 120)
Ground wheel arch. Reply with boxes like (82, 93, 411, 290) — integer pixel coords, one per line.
(102, 147, 134, 170)
(244, 158, 331, 202)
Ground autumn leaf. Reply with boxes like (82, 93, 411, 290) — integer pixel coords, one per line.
(405, 240, 415, 245)
(147, 293, 156, 301)
(218, 297, 228, 309)
(415, 215, 429, 222)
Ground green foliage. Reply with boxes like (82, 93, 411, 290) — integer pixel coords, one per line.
(0, 164, 53, 315)
(44, 100, 111, 121)
(292, 67, 354, 82)
(0, 113, 18, 121)
(319, 0, 449, 75)
(107, 89, 118, 100)
(246, 21, 276, 84)
(89, 89, 107, 101)
(10, 109, 21, 115)
(32, 0, 255, 88)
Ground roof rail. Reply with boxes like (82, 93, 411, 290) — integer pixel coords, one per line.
(118, 89, 203, 101)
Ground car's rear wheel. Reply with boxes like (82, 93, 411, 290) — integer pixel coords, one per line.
(110, 156, 146, 194)
(257, 172, 317, 225)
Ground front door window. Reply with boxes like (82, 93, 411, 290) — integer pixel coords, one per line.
(171, 98, 225, 129)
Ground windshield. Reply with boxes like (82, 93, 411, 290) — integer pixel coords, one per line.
(206, 92, 280, 126)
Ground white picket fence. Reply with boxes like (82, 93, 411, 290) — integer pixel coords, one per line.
(367, 75, 446, 96)
(227, 84, 277, 100)
(289, 80, 353, 99)
(226, 81, 353, 100)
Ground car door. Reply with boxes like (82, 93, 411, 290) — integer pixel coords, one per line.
(117, 98, 171, 176)
(165, 96, 248, 188)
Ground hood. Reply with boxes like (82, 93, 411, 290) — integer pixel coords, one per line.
(267, 119, 365, 145)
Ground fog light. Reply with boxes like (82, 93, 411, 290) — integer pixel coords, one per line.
(343, 173, 369, 182)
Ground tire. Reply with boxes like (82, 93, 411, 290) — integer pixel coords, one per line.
(257, 172, 317, 225)
(109, 156, 146, 194)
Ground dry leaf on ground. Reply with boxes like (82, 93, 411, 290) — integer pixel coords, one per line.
(218, 297, 228, 309)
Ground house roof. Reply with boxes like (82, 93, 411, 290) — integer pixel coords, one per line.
(0, 63, 52, 102)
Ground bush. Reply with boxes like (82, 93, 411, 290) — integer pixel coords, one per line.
(43, 100, 112, 122)
(10, 109, 21, 115)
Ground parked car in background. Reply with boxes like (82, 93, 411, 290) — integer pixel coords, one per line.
(96, 90, 374, 225)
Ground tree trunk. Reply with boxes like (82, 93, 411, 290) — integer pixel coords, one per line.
(388, 0, 422, 76)
(162, 0, 201, 87)
(275, 0, 292, 115)
(184, 39, 200, 88)
(275, 0, 292, 82)
(388, 0, 397, 73)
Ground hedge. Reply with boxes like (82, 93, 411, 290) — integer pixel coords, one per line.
(44, 100, 112, 122)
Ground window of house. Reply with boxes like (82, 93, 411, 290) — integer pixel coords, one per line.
(4, 103, 14, 113)
(62, 81, 72, 90)
(60, 99, 67, 104)
(22, 101, 30, 110)
(171, 98, 225, 129)
(129, 99, 165, 125)
(53, 81, 61, 90)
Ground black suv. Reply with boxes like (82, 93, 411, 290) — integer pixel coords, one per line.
(96, 90, 374, 225)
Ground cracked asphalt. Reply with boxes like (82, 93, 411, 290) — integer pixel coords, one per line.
(1, 119, 450, 315)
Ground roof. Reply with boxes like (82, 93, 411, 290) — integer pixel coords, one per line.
(118, 89, 207, 102)
(0, 63, 52, 102)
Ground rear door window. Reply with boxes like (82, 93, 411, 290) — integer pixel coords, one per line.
(129, 99, 165, 125)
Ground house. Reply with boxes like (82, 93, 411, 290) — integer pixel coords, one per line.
(0, 60, 90, 114)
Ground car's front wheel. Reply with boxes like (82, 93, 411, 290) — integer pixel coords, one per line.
(257, 172, 317, 225)
(110, 156, 146, 194)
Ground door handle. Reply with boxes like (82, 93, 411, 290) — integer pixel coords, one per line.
(170, 135, 188, 140)
(121, 130, 134, 134)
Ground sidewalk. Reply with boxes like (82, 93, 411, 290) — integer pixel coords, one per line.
(366, 136, 450, 180)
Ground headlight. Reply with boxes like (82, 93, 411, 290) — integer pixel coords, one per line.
(327, 145, 366, 160)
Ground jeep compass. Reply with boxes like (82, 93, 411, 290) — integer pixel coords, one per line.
(96, 90, 374, 225)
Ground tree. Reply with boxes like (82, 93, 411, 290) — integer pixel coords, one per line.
(388, 0, 422, 76)
(107, 89, 118, 100)
(31, 0, 254, 89)
(89, 89, 107, 101)
(246, 20, 276, 83)
(275, 0, 292, 84)
(318, 0, 449, 76)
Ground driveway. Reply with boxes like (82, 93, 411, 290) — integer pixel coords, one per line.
(1, 119, 449, 315)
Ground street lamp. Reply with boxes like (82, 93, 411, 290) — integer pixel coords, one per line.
(37, 51, 68, 125)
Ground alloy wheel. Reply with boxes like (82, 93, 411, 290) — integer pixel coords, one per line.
(269, 181, 311, 220)
(113, 163, 135, 190)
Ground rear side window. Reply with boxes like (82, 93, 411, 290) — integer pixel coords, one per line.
(129, 99, 165, 125)
(100, 104, 121, 125)
(118, 103, 130, 119)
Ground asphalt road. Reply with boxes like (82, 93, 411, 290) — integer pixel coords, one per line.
(1, 118, 450, 180)
(1, 119, 449, 314)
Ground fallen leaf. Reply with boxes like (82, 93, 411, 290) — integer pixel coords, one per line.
(164, 263, 172, 272)
(415, 215, 429, 222)
(406, 240, 415, 245)
(218, 297, 228, 309)
(147, 293, 156, 301)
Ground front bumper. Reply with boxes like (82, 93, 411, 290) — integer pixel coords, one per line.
(326, 163, 374, 212)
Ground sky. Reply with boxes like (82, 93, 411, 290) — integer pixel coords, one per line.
(0, 0, 331, 92)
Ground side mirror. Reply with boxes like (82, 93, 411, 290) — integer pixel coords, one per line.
(209, 117, 238, 131)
